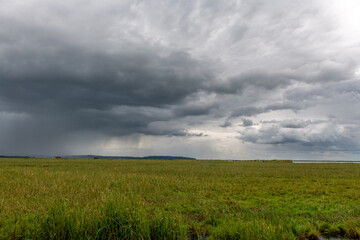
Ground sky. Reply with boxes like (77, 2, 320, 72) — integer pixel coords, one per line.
(0, 0, 360, 159)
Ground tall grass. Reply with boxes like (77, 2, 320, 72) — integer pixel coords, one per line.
(29, 201, 186, 240)
(1, 158, 360, 239)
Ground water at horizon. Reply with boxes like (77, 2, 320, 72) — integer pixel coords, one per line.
(293, 160, 360, 163)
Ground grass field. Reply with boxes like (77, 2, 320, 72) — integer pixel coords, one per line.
(1, 158, 360, 239)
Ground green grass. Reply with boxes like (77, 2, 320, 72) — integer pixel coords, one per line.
(1, 158, 360, 239)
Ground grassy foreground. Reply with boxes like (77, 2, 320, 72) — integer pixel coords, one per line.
(1, 158, 360, 239)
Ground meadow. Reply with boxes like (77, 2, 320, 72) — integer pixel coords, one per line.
(1, 158, 360, 239)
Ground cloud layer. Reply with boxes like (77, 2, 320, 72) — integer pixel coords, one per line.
(0, 0, 359, 159)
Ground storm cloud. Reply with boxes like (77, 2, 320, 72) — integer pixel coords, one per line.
(0, 0, 359, 159)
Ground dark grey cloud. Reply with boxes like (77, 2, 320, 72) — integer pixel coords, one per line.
(230, 102, 305, 118)
(0, 29, 214, 146)
(231, 107, 262, 118)
(0, 48, 212, 112)
(173, 103, 217, 118)
(210, 71, 295, 94)
(241, 119, 254, 127)
(219, 119, 232, 128)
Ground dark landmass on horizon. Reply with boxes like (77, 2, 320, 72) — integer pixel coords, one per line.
(0, 155, 196, 160)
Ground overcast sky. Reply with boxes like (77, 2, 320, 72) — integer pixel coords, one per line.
(1, 0, 359, 159)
